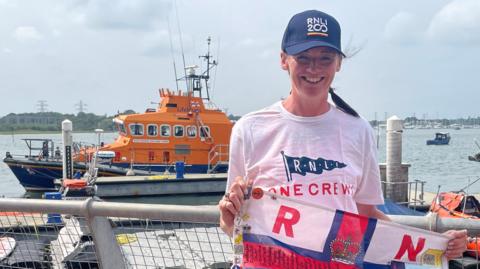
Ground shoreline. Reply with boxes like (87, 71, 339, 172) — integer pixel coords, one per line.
(0, 130, 115, 135)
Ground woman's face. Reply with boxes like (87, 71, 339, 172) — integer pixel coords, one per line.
(281, 47, 342, 101)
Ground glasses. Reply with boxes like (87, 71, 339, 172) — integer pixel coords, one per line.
(292, 53, 337, 67)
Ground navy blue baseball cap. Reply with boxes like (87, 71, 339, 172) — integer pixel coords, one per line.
(282, 10, 345, 56)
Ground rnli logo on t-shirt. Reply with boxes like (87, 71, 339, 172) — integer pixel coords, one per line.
(281, 151, 346, 182)
(306, 17, 328, 37)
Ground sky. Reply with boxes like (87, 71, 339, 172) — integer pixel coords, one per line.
(0, 0, 479, 121)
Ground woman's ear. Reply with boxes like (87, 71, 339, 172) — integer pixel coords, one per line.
(336, 56, 342, 72)
(280, 52, 289, 71)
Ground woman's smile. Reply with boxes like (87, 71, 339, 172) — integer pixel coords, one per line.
(301, 75, 325, 84)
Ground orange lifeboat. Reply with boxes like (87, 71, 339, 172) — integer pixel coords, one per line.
(74, 38, 232, 175)
(430, 192, 480, 219)
(430, 192, 480, 257)
(74, 89, 232, 174)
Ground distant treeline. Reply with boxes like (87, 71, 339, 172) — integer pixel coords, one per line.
(370, 116, 480, 127)
(0, 111, 242, 133)
(0, 112, 121, 132)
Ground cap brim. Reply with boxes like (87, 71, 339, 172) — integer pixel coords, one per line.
(284, 41, 345, 57)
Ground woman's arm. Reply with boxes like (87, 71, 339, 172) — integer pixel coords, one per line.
(356, 203, 391, 221)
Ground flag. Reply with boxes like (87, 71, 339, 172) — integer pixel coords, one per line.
(232, 187, 449, 269)
(281, 151, 347, 182)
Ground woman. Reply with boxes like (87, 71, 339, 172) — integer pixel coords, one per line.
(218, 9, 466, 260)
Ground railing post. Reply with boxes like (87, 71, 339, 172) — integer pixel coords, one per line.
(420, 180, 425, 205)
(62, 119, 74, 179)
(83, 198, 126, 269)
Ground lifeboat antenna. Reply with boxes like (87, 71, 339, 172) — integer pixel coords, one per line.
(167, 16, 179, 91)
(198, 36, 217, 100)
(183, 37, 217, 101)
(174, 0, 188, 91)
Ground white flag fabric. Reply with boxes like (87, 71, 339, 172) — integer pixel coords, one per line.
(232, 187, 449, 269)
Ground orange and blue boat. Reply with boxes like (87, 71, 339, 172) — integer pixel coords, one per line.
(4, 39, 233, 191)
(77, 87, 232, 175)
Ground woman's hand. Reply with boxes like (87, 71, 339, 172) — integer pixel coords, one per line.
(443, 229, 468, 260)
(218, 176, 248, 236)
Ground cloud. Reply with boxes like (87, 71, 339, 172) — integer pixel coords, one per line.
(13, 26, 43, 41)
(52, 29, 62, 37)
(140, 30, 171, 56)
(238, 38, 255, 47)
(0, 0, 16, 7)
(427, 0, 480, 45)
(259, 48, 277, 59)
(235, 37, 278, 58)
(383, 12, 423, 45)
(73, 0, 172, 31)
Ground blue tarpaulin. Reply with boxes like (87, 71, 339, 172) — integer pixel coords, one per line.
(377, 199, 425, 216)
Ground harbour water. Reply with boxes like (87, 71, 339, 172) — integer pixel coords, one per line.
(1, 128, 480, 199)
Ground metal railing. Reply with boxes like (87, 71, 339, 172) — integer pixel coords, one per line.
(381, 179, 427, 210)
(207, 144, 229, 174)
(0, 197, 479, 268)
(0, 198, 231, 269)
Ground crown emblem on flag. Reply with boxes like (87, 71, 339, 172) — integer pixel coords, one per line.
(330, 236, 361, 264)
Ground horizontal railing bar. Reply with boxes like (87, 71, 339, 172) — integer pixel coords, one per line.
(0, 198, 220, 224)
(380, 181, 427, 185)
(4, 199, 480, 236)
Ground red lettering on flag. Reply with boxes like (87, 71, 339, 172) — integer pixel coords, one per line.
(243, 241, 357, 269)
(393, 235, 426, 262)
(272, 205, 300, 238)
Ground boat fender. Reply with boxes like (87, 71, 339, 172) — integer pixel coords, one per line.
(62, 179, 88, 189)
(466, 237, 480, 258)
(126, 169, 135, 176)
(147, 175, 170, 180)
(0, 237, 16, 261)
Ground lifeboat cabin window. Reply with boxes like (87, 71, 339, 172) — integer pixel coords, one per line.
(174, 125, 184, 137)
(116, 122, 127, 135)
(199, 126, 210, 138)
(186, 126, 197, 138)
(147, 124, 158, 136)
(129, 123, 144, 136)
(160, 125, 171, 137)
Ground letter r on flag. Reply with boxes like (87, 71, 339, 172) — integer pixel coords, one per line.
(272, 205, 300, 238)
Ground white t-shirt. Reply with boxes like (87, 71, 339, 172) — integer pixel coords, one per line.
(227, 101, 384, 214)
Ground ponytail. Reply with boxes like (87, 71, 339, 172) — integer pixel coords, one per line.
(329, 87, 359, 117)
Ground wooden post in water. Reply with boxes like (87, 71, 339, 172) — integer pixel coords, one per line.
(386, 116, 406, 203)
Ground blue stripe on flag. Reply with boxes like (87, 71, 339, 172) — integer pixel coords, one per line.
(321, 210, 345, 259)
(355, 217, 378, 266)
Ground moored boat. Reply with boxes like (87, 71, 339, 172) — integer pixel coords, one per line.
(3, 149, 152, 191)
(426, 132, 451, 145)
(3, 38, 233, 191)
(429, 191, 480, 258)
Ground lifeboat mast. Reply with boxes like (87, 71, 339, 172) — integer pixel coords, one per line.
(181, 37, 217, 101)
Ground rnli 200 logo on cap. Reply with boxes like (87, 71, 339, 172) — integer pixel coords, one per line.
(306, 17, 328, 37)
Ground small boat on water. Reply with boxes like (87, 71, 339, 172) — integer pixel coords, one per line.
(469, 153, 480, 162)
(3, 38, 233, 191)
(426, 132, 451, 145)
(468, 140, 480, 162)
